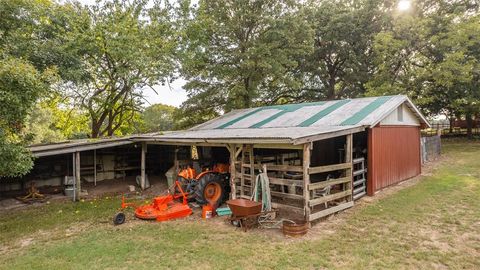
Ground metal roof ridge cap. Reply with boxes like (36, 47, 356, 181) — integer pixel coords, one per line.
(189, 108, 252, 130)
(205, 125, 335, 130)
(239, 100, 328, 111)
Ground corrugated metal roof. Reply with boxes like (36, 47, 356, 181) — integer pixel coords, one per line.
(136, 95, 429, 145)
(135, 125, 366, 145)
(29, 137, 134, 157)
(192, 95, 429, 131)
(29, 95, 430, 156)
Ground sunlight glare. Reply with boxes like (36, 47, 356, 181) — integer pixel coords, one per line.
(397, 0, 411, 11)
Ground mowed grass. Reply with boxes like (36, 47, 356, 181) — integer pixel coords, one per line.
(1, 140, 479, 269)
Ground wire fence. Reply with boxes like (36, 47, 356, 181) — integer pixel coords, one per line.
(421, 123, 480, 137)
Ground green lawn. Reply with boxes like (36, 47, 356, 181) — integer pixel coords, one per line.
(1, 140, 479, 269)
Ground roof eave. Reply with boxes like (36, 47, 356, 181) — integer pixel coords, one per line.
(133, 136, 293, 145)
(31, 139, 135, 157)
(292, 126, 366, 145)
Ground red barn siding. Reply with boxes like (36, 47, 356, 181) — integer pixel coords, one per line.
(367, 126, 421, 195)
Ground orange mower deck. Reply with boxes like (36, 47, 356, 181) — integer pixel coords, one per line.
(121, 180, 193, 222)
(134, 194, 192, 221)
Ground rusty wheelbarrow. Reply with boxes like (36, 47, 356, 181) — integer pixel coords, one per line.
(226, 198, 269, 231)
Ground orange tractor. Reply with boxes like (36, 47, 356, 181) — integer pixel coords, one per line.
(114, 163, 230, 224)
(177, 163, 230, 206)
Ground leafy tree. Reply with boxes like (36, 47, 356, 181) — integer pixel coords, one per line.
(143, 104, 177, 132)
(366, 0, 480, 136)
(0, 58, 52, 176)
(299, 0, 389, 101)
(25, 95, 91, 143)
(24, 103, 66, 144)
(1, 0, 85, 82)
(0, 0, 70, 177)
(178, 0, 313, 127)
(65, 0, 178, 137)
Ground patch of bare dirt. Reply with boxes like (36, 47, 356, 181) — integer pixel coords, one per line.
(0, 194, 68, 214)
(83, 175, 169, 198)
(430, 262, 449, 270)
(19, 238, 34, 248)
(0, 199, 25, 211)
(419, 228, 453, 253)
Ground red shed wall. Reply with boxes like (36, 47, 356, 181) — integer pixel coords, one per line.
(367, 126, 421, 195)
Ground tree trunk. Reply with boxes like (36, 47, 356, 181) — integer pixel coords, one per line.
(327, 75, 336, 100)
(466, 113, 473, 139)
(107, 110, 114, 137)
(91, 122, 100, 138)
(243, 77, 251, 108)
(449, 116, 454, 134)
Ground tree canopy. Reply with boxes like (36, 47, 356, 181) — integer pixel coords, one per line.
(366, 0, 480, 136)
(177, 0, 313, 127)
(0, 0, 66, 176)
(142, 103, 177, 132)
(63, 0, 178, 138)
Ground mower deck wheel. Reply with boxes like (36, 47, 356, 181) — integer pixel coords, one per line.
(113, 212, 126, 225)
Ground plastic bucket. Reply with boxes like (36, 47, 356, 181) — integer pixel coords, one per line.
(202, 205, 214, 219)
(64, 187, 75, 198)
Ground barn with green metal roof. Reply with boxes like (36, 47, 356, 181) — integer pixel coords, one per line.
(4, 95, 429, 223)
(135, 94, 430, 222)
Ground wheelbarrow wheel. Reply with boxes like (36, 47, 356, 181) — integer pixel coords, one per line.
(113, 212, 126, 225)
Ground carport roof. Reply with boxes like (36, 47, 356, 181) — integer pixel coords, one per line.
(29, 137, 134, 157)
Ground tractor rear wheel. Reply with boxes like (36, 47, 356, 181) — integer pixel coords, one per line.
(194, 173, 228, 206)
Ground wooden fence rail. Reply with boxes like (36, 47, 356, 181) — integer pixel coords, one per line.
(308, 163, 351, 174)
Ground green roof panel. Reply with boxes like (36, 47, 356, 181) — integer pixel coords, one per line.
(340, 96, 392, 125)
(249, 110, 290, 128)
(298, 99, 351, 127)
(215, 108, 263, 129)
(217, 101, 326, 129)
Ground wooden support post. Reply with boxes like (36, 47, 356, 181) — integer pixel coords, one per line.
(72, 153, 76, 202)
(367, 128, 375, 196)
(174, 146, 179, 173)
(249, 145, 255, 196)
(93, 149, 97, 186)
(240, 145, 245, 198)
(141, 142, 147, 190)
(345, 134, 353, 202)
(302, 143, 311, 222)
(75, 151, 81, 201)
(228, 144, 237, 199)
